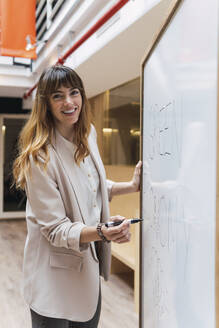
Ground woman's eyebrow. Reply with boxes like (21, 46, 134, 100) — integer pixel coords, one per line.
(51, 90, 63, 94)
(52, 87, 78, 94)
(69, 87, 79, 91)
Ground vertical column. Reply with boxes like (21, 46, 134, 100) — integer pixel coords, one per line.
(46, 0, 52, 30)
(215, 27, 219, 326)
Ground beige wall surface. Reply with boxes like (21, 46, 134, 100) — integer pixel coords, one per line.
(105, 165, 140, 219)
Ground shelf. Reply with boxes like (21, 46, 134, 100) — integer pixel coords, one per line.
(112, 239, 135, 270)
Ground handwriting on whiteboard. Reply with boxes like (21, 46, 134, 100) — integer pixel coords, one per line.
(142, 184, 191, 323)
(144, 100, 183, 166)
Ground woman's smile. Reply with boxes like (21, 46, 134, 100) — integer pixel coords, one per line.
(62, 106, 78, 115)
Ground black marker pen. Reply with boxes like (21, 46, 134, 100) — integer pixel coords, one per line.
(105, 218, 143, 228)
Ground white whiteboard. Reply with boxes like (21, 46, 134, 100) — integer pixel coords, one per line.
(141, 0, 219, 327)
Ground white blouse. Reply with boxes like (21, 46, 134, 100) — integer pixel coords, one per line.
(56, 130, 114, 226)
(79, 154, 102, 226)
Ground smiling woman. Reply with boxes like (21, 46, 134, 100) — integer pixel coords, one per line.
(14, 65, 92, 178)
(12, 65, 141, 328)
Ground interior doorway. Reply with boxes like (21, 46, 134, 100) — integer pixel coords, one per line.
(0, 114, 29, 219)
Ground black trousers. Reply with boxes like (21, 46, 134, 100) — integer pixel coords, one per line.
(30, 290, 101, 328)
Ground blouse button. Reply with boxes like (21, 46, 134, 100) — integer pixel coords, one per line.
(88, 174, 91, 177)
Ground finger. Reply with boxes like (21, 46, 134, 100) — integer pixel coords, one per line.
(111, 221, 130, 235)
(107, 219, 129, 234)
(114, 232, 131, 244)
(108, 226, 130, 241)
(110, 215, 125, 223)
(135, 162, 142, 174)
(107, 224, 129, 237)
(102, 220, 129, 240)
(136, 161, 142, 168)
(133, 168, 141, 180)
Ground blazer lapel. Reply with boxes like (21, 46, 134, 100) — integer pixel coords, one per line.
(88, 132, 110, 224)
(52, 130, 91, 226)
(88, 133, 106, 182)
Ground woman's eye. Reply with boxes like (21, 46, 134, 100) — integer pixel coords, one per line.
(71, 89, 80, 96)
(53, 94, 62, 100)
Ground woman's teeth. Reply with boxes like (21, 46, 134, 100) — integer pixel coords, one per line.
(63, 108, 77, 114)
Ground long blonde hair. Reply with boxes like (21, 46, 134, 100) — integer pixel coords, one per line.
(13, 65, 92, 190)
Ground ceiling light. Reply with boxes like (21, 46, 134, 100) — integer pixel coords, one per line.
(25, 35, 48, 51)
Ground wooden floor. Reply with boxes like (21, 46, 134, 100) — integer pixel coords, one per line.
(0, 219, 138, 328)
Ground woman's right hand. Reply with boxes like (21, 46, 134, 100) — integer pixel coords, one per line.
(101, 215, 131, 244)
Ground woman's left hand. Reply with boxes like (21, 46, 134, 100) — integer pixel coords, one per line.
(130, 161, 142, 192)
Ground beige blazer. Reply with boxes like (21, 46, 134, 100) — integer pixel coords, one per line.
(23, 125, 112, 322)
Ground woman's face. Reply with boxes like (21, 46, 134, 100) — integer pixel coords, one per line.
(48, 85, 83, 130)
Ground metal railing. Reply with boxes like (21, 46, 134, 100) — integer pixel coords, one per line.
(24, 0, 130, 98)
(36, 0, 66, 40)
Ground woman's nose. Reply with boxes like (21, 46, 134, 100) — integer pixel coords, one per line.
(64, 94, 73, 105)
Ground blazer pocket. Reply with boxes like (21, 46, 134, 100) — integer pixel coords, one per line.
(50, 252, 83, 272)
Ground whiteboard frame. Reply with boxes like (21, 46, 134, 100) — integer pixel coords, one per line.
(216, 4, 219, 324)
(139, 0, 186, 326)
